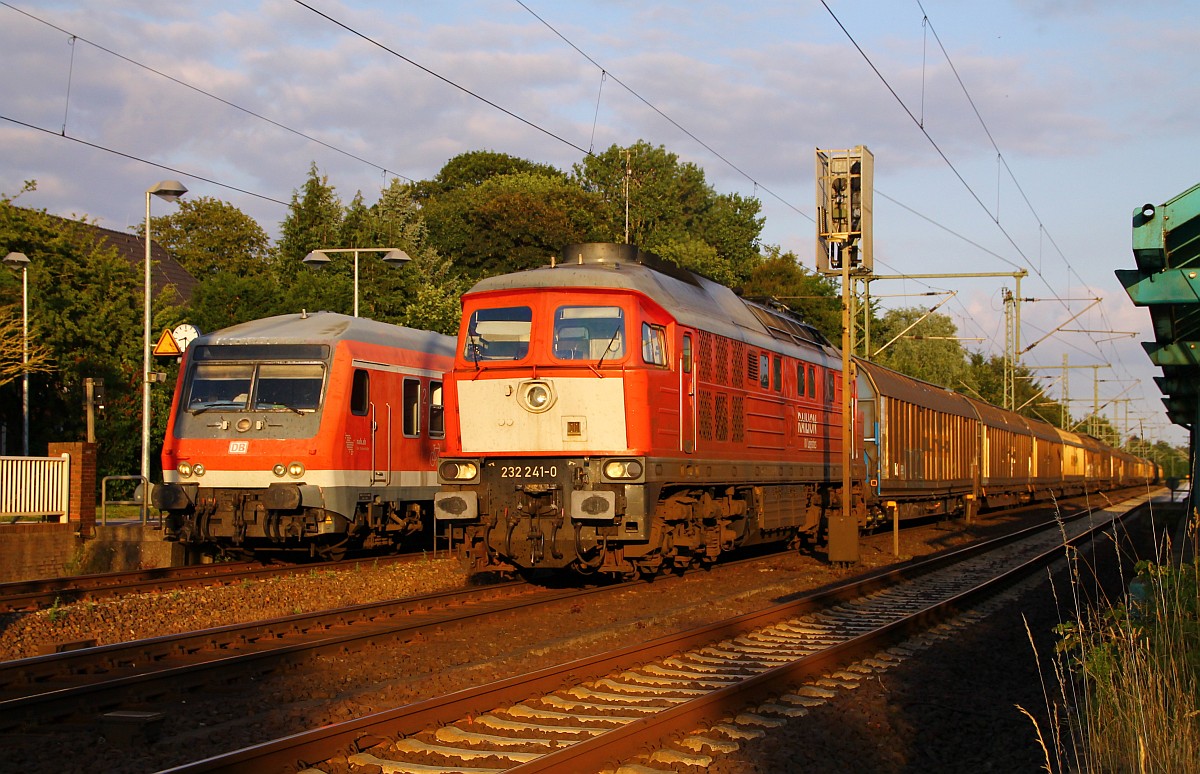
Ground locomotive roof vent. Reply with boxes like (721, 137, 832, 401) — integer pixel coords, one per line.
(554, 243, 700, 286)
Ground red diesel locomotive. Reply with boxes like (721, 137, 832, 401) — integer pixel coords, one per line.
(153, 312, 455, 560)
(433, 243, 1157, 577)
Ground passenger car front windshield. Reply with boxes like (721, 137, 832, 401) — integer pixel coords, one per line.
(553, 306, 625, 361)
(464, 306, 532, 361)
(254, 363, 324, 410)
(186, 362, 325, 412)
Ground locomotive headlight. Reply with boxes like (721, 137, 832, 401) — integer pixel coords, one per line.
(192, 463, 206, 477)
(287, 462, 305, 478)
(603, 459, 643, 480)
(272, 463, 287, 477)
(440, 460, 479, 481)
(518, 380, 556, 413)
(177, 462, 193, 478)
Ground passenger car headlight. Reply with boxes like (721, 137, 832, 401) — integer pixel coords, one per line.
(440, 460, 479, 481)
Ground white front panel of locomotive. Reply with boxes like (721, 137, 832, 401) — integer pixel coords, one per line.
(458, 377, 628, 453)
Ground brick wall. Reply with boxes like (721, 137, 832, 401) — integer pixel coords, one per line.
(0, 522, 80, 582)
(47, 441, 97, 537)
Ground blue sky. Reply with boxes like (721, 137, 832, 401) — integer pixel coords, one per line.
(2, 0, 1196, 445)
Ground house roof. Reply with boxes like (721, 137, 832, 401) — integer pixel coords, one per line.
(80, 219, 199, 305)
(39, 212, 199, 306)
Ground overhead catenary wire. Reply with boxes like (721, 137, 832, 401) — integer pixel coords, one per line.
(2, 2, 1155, 434)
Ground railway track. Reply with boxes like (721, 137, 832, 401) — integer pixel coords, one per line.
(155, 490, 1161, 774)
(0, 539, 853, 738)
(0, 553, 427, 614)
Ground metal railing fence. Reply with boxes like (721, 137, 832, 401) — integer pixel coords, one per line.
(0, 453, 70, 522)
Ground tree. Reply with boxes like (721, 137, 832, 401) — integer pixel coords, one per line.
(422, 170, 605, 280)
(739, 248, 842, 342)
(0, 309, 54, 388)
(145, 196, 271, 278)
(413, 150, 565, 200)
(572, 141, 765, 284)
(276, 163, 344, 264)
(872, 307, 968, 390)
(0, 189, 144, 478)
(962, 352, 1062, 425)
(272, 164, 351, 316)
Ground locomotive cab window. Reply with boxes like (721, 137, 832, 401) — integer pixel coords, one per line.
(759, 354, 770, 389)
(553, 306, 625, 361)
(465, 306, 532, 361)
(641, 323, 668, 366)
(429, 381, 445, 438)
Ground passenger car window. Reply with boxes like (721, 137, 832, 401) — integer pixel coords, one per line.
(403, 379, 420, 436)
(351, 370, 369, 416)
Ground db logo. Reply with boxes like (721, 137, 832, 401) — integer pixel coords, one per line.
(228, 441, 249, 454)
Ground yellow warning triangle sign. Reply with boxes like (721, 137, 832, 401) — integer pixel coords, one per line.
(153, 328, 182, 357)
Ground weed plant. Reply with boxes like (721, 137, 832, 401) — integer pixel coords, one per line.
(1030, 502, 1199, 773)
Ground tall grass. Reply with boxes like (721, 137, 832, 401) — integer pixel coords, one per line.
(1033, 505, 1199, 773)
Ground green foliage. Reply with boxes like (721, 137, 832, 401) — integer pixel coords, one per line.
(0, 191, 146, 476)
(739, 249, 841, 342)
(873, 307, 968, 389)
(572, 141, 764, 284)
(422, 170, 605, 280)
(413, 149, 565, 200)
(146, 196, 271, 278)
(47, 597, 68, 624)
(1053, 559, 1200, 771)
(277, 162, 345, 264)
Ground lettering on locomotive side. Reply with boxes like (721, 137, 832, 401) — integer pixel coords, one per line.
(797, 411, 819, 435)
(228, 440, 248, 454)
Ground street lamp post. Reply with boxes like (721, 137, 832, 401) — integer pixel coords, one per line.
(301, 248, 411, 317)
(143, 180, 187, 493)
(3, 251, 30, 456)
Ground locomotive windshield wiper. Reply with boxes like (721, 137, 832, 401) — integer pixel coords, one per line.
(467, 332, 483, 369)
(594, 326, 621, 370)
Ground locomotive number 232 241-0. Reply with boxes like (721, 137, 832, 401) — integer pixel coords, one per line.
(500, 464, 560, 479)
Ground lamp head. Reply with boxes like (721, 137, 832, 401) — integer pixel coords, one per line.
(302, 250, 332, 266)
(381, 248, 412, 265)
(3, 251, 30, 268)
(148, 179, 188, 203)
